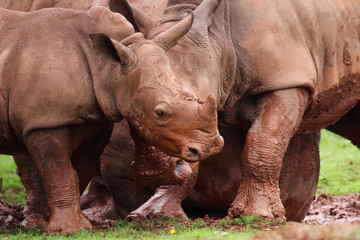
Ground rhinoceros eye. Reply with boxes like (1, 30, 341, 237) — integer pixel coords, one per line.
(156, 109, 165, 118)
(154, 102, 172, 121)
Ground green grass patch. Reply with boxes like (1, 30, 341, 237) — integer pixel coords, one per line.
(217, 216, 262, 229)
(1, 129, 360, 239)
(317, 130, 360, 195)
(0, 155, 25, 204)
(0, 218, 255, 240)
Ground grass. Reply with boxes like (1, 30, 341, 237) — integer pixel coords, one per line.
(0, 219, 255, 240)
(317, 130, 360, 195)
(0, 155, 25, 204)
(217, 216, 262, 229)
(1, 129, 360, 239)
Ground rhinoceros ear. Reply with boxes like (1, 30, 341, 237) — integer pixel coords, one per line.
(108, 0, 139, 31)
(192, 0, 220, 36)
(126, 3, 155, 37)
(110, 0, 167, 37)
(90, 33, 132, 65)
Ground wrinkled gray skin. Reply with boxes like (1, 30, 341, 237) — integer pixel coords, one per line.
(117, 0, 360, 219)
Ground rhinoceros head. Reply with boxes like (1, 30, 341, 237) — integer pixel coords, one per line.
(91, 10, 223, 162)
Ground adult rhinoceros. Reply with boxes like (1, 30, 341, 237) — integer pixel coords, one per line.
(0, 4, 223, 234)
(90, 0, 360, 219)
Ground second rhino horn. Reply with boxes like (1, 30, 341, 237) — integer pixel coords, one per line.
(154, 12, 194, 51)
(199, 94, 217, 121)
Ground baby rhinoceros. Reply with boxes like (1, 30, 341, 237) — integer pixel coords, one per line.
(0, 5, 223, 235)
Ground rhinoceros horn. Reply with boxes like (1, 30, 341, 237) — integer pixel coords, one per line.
(153, 12, 194, 51)
(199, 94, 217, 121)
(192, 0, 220, 37)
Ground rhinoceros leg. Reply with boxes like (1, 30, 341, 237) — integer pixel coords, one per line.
(80, 174, 112, 210)
(72, 123, 113, 195)
(280, 132, 320, 221)
(13, 153, 48, 228)
(228, 88, 310, 219)
(127, 163, 198, 221)
(24, 127, 95, 235)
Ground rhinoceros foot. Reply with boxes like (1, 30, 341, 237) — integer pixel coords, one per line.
(21, 214, 46, 229)
(43, 207, 92, 235)
(126, 191, 188, 221)
(228, 180, 285, 219)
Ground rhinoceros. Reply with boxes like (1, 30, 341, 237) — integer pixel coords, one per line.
(79, 121, 320, 222)
(0, 4, 223, 235)
(88, 0, 360, 219)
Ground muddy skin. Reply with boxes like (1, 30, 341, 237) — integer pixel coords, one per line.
(10, 119, 319, 225)
(0, 0, 226, 234)
(13, 154, 48, 228)
(129, 124, 193, 188)
(0, 0, 145, 233)
(79, 122, 320, 222)
(5, 0, 360, 230)
(118, 0, 360, 219)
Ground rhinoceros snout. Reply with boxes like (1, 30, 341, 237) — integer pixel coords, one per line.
(181, 146, 202, 162)
(181, 132, 224, 162)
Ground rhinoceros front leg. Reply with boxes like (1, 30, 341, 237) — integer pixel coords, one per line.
(25, 128, 92, 235)
(228, 88, 310, 219)
(127, 163, 199, 220)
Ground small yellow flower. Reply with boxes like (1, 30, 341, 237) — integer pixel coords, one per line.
(170, 229, 176, 234)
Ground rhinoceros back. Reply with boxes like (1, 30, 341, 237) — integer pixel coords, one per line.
(0, 8, 105, 146)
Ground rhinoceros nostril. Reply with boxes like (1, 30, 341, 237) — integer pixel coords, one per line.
(188, 148, 199, 160)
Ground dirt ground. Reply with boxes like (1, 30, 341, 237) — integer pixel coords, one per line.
(1, 193, 360, 238)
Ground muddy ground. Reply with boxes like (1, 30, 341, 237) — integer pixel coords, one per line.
(1, 193, 360, 238)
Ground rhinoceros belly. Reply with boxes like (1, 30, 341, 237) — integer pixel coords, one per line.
(299, 73, 360, 133)
(0, 47, 24, 154)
